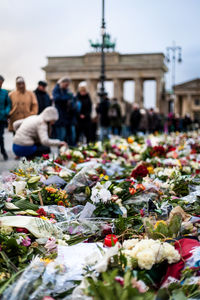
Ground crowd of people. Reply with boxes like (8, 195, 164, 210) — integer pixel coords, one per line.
(0, 74, 196, 160)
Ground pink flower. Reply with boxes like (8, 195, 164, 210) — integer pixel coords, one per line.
(6, 197, 12, 202)
(49, 218, 57, 224)
(44, 237, 57, 253)
(115, 276, 124, 286)
(132, 278, 147, 293)
(22, 236, 31, 247)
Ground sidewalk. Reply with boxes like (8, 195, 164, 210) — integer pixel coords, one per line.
(0, 129, 18, 173)
(0, 129, 59, 173)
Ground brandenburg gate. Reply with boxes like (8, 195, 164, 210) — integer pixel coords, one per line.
(43, 51, 167, 112)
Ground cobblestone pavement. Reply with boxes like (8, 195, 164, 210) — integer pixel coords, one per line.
(0, 129, 59, 174)
(0, 129, 18, 173)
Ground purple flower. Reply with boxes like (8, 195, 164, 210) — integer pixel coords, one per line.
(146, 139, 152, 147)
(21, 236, 31, 247)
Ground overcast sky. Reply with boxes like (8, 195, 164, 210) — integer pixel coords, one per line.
(0, 0, 200, 107)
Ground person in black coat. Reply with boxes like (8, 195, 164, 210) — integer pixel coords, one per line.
(34, 81, 51, 114)
(130, 103, 141, 135)
(52, 77, 79, 146)
(97, 95, 110, 140)
(76, 84, 92, 143)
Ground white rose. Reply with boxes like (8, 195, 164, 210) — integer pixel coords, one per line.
(137, 249, 155, 270)
(113, 187, 123, 194)
(162, 243, 180, 264)
(123, 239, 139, 250)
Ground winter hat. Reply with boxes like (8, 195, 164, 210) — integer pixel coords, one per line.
(16, 76, 25, 83)
(38, 80, 47, 87)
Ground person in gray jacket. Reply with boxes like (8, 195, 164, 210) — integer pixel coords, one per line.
(13, 107, 67, 158)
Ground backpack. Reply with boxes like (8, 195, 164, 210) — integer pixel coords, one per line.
(108, 105, 118, 118)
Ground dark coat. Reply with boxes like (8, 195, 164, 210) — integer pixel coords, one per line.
(34, 89, 51, 114)
(97, 99, 110, 127)
(52, 84, 77, 126)
(76, 92, 92, 122)
(109, 101, 122, 127)
(130, 109, 141, 133)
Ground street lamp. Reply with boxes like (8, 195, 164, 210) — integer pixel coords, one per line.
(98, 0, 107, 101)
(166, 41, 182, 92)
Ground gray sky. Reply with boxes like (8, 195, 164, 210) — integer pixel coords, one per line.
(0, 0, 200, 107)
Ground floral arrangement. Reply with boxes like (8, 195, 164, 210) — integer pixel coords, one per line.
(1, 131, 200, 299)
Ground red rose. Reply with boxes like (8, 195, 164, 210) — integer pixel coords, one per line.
(54, 158, 63, 164)
(16, 228, 29, 233)
(140, 209, 145, 217)
(131, 165, 149, 179)
(150, 146, 166, 157)
(36, 208, 47, 216)
(167, 146, 176, 153)
(42, 154, 49, 160)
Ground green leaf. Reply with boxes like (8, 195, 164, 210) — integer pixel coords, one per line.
(171, 289, 187, 300)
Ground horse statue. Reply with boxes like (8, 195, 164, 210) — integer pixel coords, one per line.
(89, 33, 116, 52)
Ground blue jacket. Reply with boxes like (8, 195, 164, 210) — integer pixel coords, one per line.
(0, 88, 11, 121)
(52, 84, 78, 126)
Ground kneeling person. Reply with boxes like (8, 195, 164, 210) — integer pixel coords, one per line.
(13, 107, 66, 158)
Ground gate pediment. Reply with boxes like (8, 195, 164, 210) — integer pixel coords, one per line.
(174, 78, 200, 91)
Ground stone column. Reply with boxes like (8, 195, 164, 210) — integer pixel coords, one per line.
(156, 77, 163, 111)
(47, 80, 57, 97)
(70, 80, 80, 95)
(86, 79, 98, 104)
(134, 78, 144, 107)
(174, 95, 180, 115)
(113, 79, 124, 102)
(182, 94, 192, 116)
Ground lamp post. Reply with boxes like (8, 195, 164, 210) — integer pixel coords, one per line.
(166, 41, 182, 112)
(166, 41, 182, 92)
(99, 0, 107, 101)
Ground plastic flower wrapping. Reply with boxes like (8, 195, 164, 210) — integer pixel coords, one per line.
(1, 132, 200, 299)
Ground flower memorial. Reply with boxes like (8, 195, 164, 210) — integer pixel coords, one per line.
(1, 131, 200, 299)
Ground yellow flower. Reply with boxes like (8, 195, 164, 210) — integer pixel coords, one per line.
(119, 145, 127, 150)
(178, 145, 184, 151)
(40, 258, 53, 265)
(100, 174, 104, 178)
(40, 216, 48, 221)
(147, 166, 154, 174)
(177, 160, 182, 169)
(154, 220, 167, 229)
(104, 175, 109, 180)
